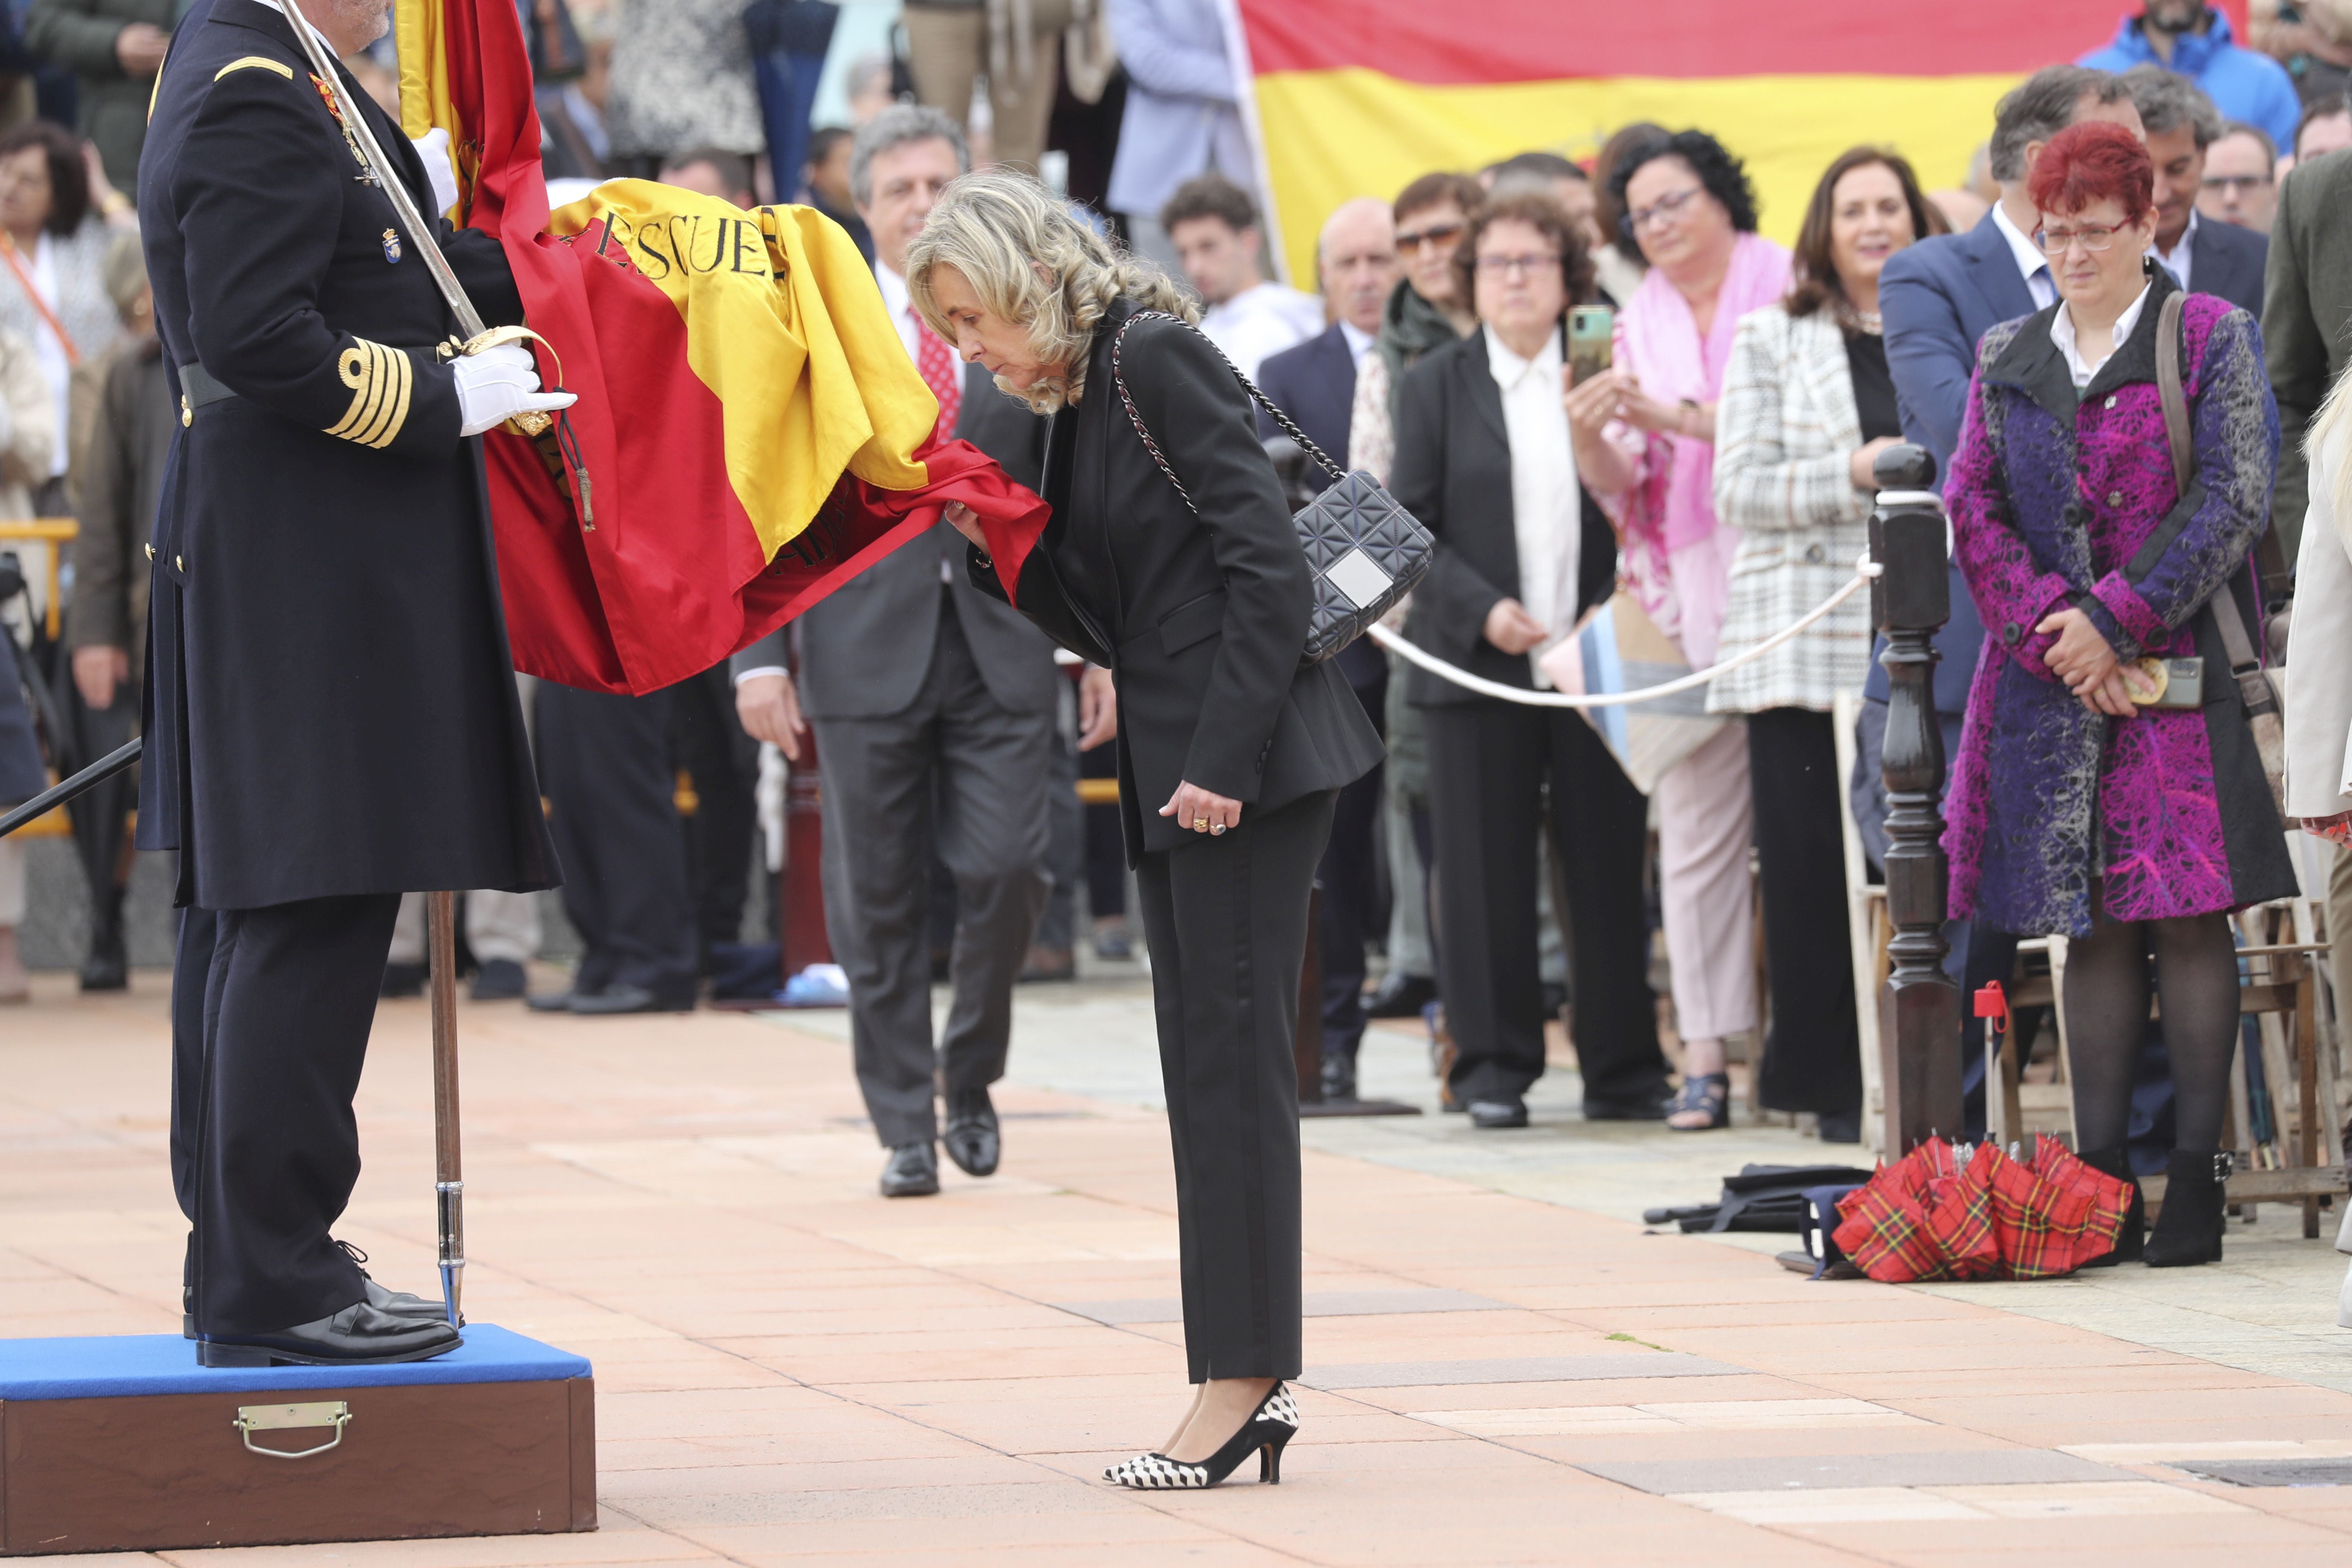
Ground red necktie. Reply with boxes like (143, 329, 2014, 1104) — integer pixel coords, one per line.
(912, 307, 962, 439)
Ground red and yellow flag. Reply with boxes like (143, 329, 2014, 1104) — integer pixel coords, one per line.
(396, 0, 1045, 694)
(1231, 0, 2174, 286)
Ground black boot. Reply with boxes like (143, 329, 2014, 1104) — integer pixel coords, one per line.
(2076, 1146, 2144, 1266)
(79, 887, 127, 992)
(2145, 1149, 2230, 1268)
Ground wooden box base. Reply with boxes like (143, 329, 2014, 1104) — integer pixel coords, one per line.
(0, 1326, 594, 1555)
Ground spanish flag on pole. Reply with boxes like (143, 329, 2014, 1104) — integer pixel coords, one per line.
(1230, 0, 2184, 286)
(396, 0, 1046, 695)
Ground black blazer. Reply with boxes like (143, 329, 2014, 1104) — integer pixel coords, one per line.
(2185, 214, 2268, 317)
(1387, 327, 1619, 709)
(971, 300, 1384, 863)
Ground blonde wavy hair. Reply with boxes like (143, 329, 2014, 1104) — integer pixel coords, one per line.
(2313, 358, 2352, 535)
(904, 168, 1197, 413)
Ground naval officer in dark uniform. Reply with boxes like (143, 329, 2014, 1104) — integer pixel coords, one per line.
(140, 0, 573, 1366)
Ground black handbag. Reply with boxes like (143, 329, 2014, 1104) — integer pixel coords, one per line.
(1111, 312, 1432, 666)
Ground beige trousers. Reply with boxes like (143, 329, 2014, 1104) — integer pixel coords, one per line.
(902, 1, 1072, 175)
(1655, 722, 1758, 1042)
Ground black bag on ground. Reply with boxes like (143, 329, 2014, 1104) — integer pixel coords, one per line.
(1643, 1164, 1879, 1234)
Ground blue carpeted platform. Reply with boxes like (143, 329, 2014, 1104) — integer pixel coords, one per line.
(0, 1324, 591, 1400)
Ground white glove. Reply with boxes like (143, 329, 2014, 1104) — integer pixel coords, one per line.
(453, 343, 576, 437)
(413, 127, 460, 217)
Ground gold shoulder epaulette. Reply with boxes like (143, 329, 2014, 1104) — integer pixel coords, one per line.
(326, 339, 413, 450)
(214, 56, 294, 82)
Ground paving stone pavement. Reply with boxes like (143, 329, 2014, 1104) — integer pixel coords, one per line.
(2, 966, 2349, 1565)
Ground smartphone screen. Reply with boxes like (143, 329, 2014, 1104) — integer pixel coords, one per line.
(1566, 305, 1614, 385)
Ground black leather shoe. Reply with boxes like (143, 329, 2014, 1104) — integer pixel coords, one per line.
(337, 1241, 449, 1321)
(1468, 1098, 1529, 1129)
(1320, 1052, 1358, 1102)
(943, 1092, 1001, 1178)
(1817, 1108, 1863, 1145)
(2145, 1149, 2229, 1267)
(196, 1302, 462, 1367)
(1364, 972, 1436, 1019)
(80, 892, 127, 992)
(380, 961, 427, 999)
(1584, 1090, 1671, 1121)
(570, 982, 692, 1015)
(880, 1142, 940, 1197)
(470, 958, 528, 1001)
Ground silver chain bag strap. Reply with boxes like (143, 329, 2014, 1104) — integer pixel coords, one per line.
(1110, 311, 1432, 666)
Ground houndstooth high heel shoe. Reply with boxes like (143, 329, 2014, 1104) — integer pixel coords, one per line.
(1103, 1383, 1299, 1489)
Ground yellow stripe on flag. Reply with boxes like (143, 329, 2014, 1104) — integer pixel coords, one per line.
(1253, 68, 2025, 286)
(546, 183, 938, 563)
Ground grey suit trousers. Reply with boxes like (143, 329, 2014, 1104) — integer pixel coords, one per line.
(816, 592, 1053, 1147)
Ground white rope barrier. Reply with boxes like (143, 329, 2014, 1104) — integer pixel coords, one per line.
(1367, 550, 1883, 710)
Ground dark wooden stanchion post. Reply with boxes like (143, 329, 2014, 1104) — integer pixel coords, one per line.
(1872, 444, 1962, 1153)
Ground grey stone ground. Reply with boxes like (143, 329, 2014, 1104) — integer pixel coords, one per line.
(770, 965, 2352, 1397)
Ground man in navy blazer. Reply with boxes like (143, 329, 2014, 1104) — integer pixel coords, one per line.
(1251, 196, 1398, 1099)
(1871, 65, 2141, 1131)
(2125, 64, 2269, 316)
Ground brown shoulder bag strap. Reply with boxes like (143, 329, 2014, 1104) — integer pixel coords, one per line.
(2154, 293, 2269, 706)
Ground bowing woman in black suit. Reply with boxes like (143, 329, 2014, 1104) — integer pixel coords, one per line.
(907, 169, 1384, 1489)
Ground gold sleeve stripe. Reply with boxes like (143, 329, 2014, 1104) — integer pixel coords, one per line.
(326, 340, 413, 449)
(214, 56, 295, 82)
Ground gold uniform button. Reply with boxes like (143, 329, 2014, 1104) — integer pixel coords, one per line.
(175, 554, 184, 572)
(144, 543, 154, 561)
(181, 394, 191, 427)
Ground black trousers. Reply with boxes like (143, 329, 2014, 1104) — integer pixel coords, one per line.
(1747, 709, 1863, 1115)
(171, 893, 396, 1334)
(536, 681, 699, 1005)
(1423, 703, 1664, 1106)
(670, 663, 760, 957)
(814, 600, 1051, 1147)
(1318, 668, 1388, 1062)
(1135, 787, 1334, 1383)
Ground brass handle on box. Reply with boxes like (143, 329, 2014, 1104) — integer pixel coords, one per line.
(233, 1400, 352, 1460)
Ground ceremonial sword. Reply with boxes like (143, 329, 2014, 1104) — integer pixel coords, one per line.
(285, 18, 517, 1326)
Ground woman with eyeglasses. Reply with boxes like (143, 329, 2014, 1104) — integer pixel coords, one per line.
(1946, 120, 2293, 1267)
(1387, 190, 1668, 1130)
(1565, 129, 1793, 1130)
(1700, 147, 1947, 1134)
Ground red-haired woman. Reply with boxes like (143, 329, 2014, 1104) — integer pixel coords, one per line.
(1943, 120, 2294, 1267)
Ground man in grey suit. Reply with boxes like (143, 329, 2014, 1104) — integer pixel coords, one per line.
(731, 107, 1106, 1197)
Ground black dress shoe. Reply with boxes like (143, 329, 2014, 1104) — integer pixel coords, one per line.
(470, 957, 528, 1001)
(569, 982, 694, 1015)
(380, 961, 427, 998)
(880, 1142, 940, 1197)
(1364, 972, 1436, 1019)
(1584, 1087, 1672, 1121)
(80, 893, 127, 992)
(337, 1240, 450, 1320)
(196, 1302, 462, 1367)
(943, 1092, 1001, 1177)
(1320, 1052, 1358, 1102)
(1468, 1098, 1529, 1129)
(1817, 1108, 1863, 1145)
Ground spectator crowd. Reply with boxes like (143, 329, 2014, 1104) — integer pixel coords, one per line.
(2, 2, 2349, 1226)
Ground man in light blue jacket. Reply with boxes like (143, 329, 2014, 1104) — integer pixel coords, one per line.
(1106, 0, 1254, 275)
(2078, 1, 2300, 156)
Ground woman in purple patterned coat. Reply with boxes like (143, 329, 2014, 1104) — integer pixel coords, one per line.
(1944, 121, 2294, 1269)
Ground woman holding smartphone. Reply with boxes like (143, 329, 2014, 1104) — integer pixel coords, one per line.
(1697, 148, 1944, 1132)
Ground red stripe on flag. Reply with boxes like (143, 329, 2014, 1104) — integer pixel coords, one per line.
(1235, 0, 2128, 83)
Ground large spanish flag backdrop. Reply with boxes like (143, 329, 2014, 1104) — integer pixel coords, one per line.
(1229, 0, 2240, 287)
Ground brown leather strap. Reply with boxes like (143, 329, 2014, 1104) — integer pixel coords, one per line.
(2155, 292, 2191, 496)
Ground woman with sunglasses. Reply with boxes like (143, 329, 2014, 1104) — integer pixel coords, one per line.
(1945, 120, 2293, 1266)
(1566, 130, 1792, 1129)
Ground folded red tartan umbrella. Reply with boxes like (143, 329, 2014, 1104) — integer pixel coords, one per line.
(1834, 1137, 2133, 1282)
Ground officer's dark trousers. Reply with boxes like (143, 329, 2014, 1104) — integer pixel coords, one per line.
(1136, 788, 1335, 1384)
(1318, 666, 1387, 1063)
(536, 682, 699, 1006)
(814, 601, 1050, 1148)
(170, 894, 394, 1335)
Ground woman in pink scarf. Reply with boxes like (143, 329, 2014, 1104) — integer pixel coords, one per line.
(1568, 131, 1795, 1133)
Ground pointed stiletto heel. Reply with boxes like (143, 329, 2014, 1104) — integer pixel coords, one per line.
(1103, 1383, 1300, 1490)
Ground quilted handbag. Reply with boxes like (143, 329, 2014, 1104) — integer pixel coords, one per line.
(1111, 311, 1432, 666)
